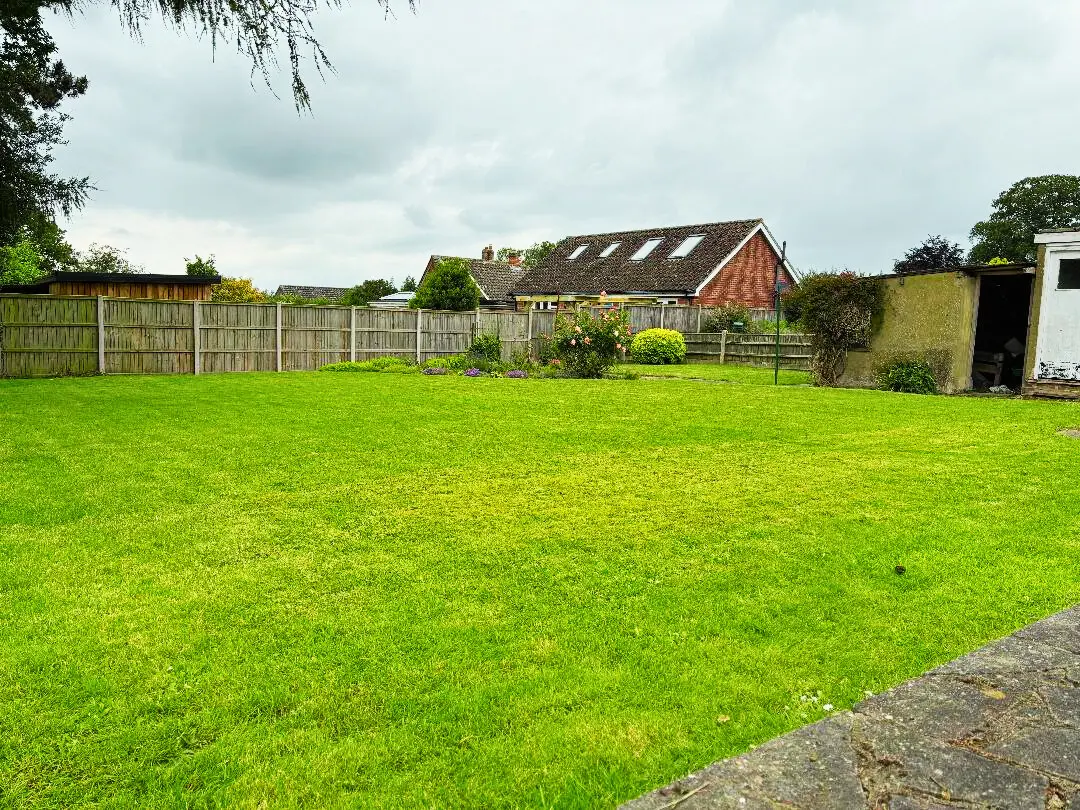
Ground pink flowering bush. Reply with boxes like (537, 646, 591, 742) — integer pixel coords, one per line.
(549, 307, 632, 378)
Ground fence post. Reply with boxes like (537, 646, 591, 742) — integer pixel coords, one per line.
(696, 305, 702, 333)
(720, 329, 728, 365)
(275, 303, 283, 372)
(350, 306, 356, 362)
(527, 307, 534, 358)
(192, 300, 201, 375)
(415, 309, 423, 363)
(97, 295, 106, 374)
(659, 304, 665, 330)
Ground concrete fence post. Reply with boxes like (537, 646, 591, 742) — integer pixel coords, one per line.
(720, 330, 728, 365)
(97, 295, 106, 374)
(697, 305, 702, 333)
(415, 309, 423, 363)
(659, 304, 665, 330)
(350, 306, 357, 362)
(192, 300, 201, 375)
(527, 307, 534, 358)
(275, 303, 283, 372)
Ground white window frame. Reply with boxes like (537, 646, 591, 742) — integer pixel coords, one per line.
(630, 238, 664, 261)
(567, 245, 589, 261)
(669, 235, 705, 259)
(599, 242, 621, 258)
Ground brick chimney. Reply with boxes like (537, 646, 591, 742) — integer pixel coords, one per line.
(508, 253, 523, 267)
(481, 244, 494, 262)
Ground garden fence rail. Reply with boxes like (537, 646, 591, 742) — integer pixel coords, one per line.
(0, 296, 810, 377)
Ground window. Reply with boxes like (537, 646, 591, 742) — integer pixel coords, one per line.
(567, 245, 589, 261)
(1059, 258, 1080, 290)
(532, 301, 557, 310)
(656, 298, 679, 306)
(630, 238, 664, 261)
(599, 242, 621, 258)
(669, 235, 705, 259)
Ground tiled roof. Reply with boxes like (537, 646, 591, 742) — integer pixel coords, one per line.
(275, 285, 350, 301)
(425, 256, 525, 303)
(512, 220, 763, 294)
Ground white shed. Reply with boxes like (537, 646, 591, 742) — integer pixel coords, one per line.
(1027, 230, 1080, 397)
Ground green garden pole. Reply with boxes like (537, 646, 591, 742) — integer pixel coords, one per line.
(774, 241, 787, 386)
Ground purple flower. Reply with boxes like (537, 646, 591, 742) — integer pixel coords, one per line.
(464, 368, 483, 377)
(506, 369, 528, 379)
(423, 366, 447, 375)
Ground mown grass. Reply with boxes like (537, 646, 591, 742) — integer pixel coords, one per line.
(1, 373, 1079, 808)
(619, 363, 811, 385)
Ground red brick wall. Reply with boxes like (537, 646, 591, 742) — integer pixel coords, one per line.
(693, 232, 793, 309)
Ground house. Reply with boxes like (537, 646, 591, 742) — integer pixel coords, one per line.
(510, 219, 796, 311)
(369, 291, 416, 309)
(839, 262, 1037, 394)
(274, 285, 350, 302)
(419, 246, 525, 310)
(0, 271, 220, 301)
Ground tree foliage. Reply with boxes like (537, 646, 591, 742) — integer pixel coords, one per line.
(341, 278, 396, 306)
(400, 275, 417, 292)
(410, 258, 479, 311)
(0, 0, 90, 246)
(0, 236, 44, 284)
(784, 272, 885, 386)
(893, 235, 964, 273)
(184, 253, 217, 277)
(75, 243, 144, 274)
(496, 241, 558, 269)
(969, 175, 1080, 264)
(211, 277, 267, 302)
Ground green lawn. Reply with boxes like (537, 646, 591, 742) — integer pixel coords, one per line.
(1, 373, 1079, 808)
(619, 362, 811, 385)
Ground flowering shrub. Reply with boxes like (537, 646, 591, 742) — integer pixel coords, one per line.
(630, 328, 686, 365)
(463, 368, 484, 377)
(506, 369, 528, 379)
(422, 366, 448, 375)
(549, 307, 631, 378)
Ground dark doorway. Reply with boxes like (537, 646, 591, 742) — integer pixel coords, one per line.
(971, 274, 1034, 391)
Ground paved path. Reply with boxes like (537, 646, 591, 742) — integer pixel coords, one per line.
(623, 606, 1080, 810)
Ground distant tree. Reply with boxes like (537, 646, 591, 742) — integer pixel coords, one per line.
(401, 275, 417, 292)
(523, 241, 557, 269)
(893, 235, 964, 273)
(341, 278, 397, 306)
(75, 243, 144, 274)
(410, 258, 479, 311)
(496, 247, 520, 262)
(211, 277, 267, 303)
(0, 214, 75, 284)
(969, 175, 1080, 264)
(184, 254, 217, 277)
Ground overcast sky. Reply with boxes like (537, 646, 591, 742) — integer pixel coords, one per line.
(45, 0, 1080, 289)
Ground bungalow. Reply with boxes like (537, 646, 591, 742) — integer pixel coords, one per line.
(419, 246, 525, 310)
(510, 219, 796, 311)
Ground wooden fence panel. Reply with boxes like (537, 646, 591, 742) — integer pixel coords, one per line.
(283, 305, 350, 371)
(422, 311, 473, 360)
(0, 296, 97, 377)
(477, 311, 529, 359)
(104, 299, 193, 375)
(355, 308, 417, 360)
(199, 303, 276, 373)
(684, 331, 812, 370)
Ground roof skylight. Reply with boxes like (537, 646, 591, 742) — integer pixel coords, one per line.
(599, 242, 621, 258)
(630, 238, 664, 261)
(567, 245, 589, 261)
(669, 235, 705, 259)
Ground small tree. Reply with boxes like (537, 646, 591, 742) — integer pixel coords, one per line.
(401, 275, 417, 292)
(523, 241, 557, 269)
(410, 258, 480, 311)
(185, 254, 218, 277)
(75, 243, 144, 274)
(0, 237, 45, 285)
(211, 277, 267, 303)
(969, 175, 1080, 263)
(341, 278, 397, 306)
(894, 235, 964, 273)
(785, 272, 885, 386)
